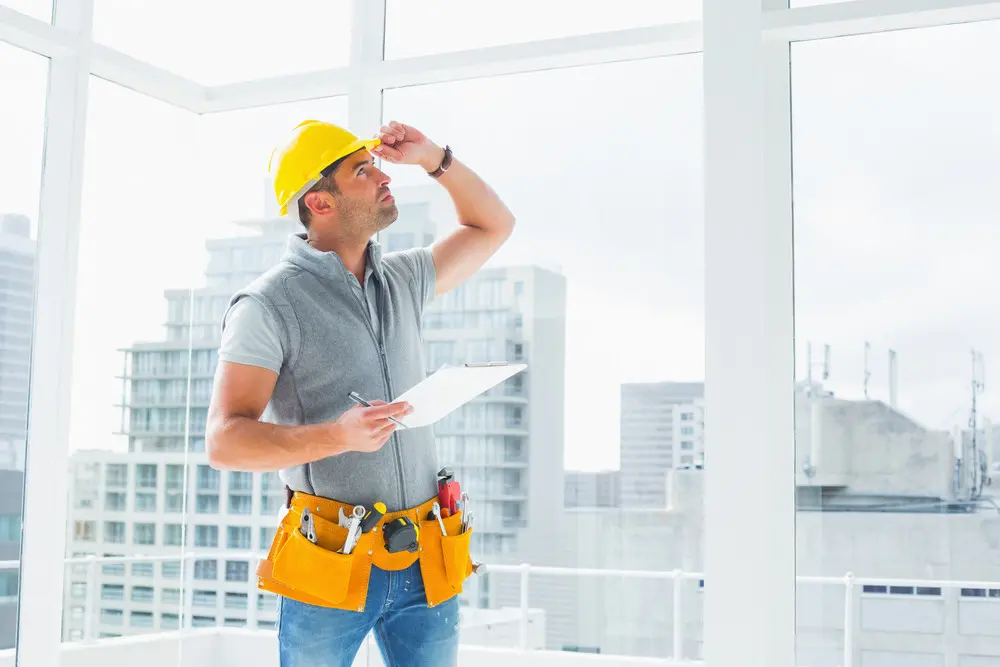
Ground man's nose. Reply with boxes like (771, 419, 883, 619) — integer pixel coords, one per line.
(376, 168, 391, 187)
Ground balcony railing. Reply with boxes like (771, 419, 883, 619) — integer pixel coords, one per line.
(4, 554, 1000, 667)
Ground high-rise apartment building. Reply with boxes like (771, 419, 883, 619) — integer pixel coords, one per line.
(0, 214, 35, 471)
(63, 454, 285, 639)
(619, 382, 704, 508)
(0, 469, 23, 649)
(0, 213, 34, 649)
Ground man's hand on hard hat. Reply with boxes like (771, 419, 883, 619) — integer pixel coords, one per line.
(372, 121, 445, 173)
(335, 400, 413, 454)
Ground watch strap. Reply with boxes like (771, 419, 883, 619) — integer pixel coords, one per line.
(428, 145, 453, 178)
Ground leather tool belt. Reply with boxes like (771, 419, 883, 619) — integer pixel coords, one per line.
(256, 491, 473, 612)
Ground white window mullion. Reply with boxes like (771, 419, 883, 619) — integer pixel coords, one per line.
(348, 0, 387, 133)
(16, 0, 93, 664)
(0, 5, 77, 58)
(351, 0, 388, 255)
(703, 0, 795, 663)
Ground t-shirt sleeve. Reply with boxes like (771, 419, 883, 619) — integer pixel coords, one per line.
(393, 246, 437, 309)
(219, 296, 284, 373)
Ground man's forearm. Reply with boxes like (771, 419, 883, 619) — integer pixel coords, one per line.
(206, 416, 344, 472)
(424, 151, 515, 235)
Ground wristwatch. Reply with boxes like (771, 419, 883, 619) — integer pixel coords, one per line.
(428, 145, 453, 179)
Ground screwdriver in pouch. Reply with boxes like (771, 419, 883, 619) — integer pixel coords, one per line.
(360, 502, 386, 533)
(432, 502, 448, 536)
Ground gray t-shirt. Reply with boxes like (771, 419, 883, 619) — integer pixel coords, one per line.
(220, 260, 380, 373)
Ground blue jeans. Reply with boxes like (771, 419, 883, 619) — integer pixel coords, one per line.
(276, 561, 460, 667)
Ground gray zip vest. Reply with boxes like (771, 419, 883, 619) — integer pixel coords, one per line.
(227, 234, 438, 511)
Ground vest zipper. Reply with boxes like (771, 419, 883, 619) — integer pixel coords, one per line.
(353, 276, 407, 510)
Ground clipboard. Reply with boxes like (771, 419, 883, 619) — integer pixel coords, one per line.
(391, 361, 527, 429)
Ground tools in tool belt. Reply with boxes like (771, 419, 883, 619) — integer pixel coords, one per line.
(383, 516, 420, 553)
(260, 491, 478, 612)
(340, 505, 365, 555)
(437, 467, 460, 515)
(432, 502, 448, 536)
(360, 502, 386, 533)
(299, 507, 317, 544)
(460, 492, 473, 533)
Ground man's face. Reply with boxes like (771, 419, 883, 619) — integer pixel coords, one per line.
(330, 150, 398, 238)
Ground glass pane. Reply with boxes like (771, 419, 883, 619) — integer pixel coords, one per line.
(385, 0, 700, 60)
(792, 21, 1000, 667)
(0, 1, 52, 22)
(92, 0, 352, 85)
(64, 77, 199, 642)
(0, 42, 47, 652)
(382, 56, 704, 658)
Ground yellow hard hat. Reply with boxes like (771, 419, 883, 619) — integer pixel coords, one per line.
(268, 120, 381, 216)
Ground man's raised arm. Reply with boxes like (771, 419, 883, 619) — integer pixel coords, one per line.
(373, 121, 516, 296)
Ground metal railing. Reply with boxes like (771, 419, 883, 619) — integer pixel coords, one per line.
(1, 551, 270, 643)
(482, 563, 703, 661)
(4, 556, 1000, 665)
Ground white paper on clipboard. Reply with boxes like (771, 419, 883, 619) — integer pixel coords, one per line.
(392, 362, 527, 428)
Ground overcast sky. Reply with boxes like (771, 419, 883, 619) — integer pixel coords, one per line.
(1, 5, 998, 473)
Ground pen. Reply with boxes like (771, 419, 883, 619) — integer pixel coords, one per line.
(348, 392, 408, 428)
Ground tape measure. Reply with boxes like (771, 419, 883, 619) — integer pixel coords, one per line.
(383, 517, 420, 553)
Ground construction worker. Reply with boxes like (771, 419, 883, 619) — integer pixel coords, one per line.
(204, 119, 514, 667)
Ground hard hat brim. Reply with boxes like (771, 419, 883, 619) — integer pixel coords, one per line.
(278, 137, 382, 216)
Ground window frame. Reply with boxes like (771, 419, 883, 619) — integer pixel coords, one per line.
(6, 0, 1000, 664)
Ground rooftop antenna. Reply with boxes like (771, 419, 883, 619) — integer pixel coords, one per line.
(888, 349, 898, 409)
(805, 342, 831, 396)
(803, 342, 830, 479)
(969, 349, 987, 498)
(864, 341, 872, 399)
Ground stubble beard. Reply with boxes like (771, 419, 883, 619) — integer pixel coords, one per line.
(336, 196, 399, 242)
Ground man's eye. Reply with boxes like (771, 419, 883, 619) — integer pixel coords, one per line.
(358, 168, 366, 175)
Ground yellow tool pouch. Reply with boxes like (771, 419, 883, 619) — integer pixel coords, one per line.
(256, 492, 473, 612)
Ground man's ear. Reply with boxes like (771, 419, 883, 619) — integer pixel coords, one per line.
(302, 190, 334, 217)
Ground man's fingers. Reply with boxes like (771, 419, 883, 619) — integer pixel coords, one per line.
(373, 145, 404, 162)
(365, 401, 411, 419)
(379, 124, 405, 143)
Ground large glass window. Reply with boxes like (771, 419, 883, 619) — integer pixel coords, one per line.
(64, 77, 200, 642)
(91, 0, 352, 84)
(385, 0, 700, 59)
(792, 21, 1000, 667)
(0, 41, 47, 654)
(382, 55, 703, 659)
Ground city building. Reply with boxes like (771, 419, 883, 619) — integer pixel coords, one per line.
(0, 214, 35, 472)
(619, 382, 704, 508)
(564, 471, 621, 509)
(0, 470, 23, 650)
(62, 454, 285, 639)
(550, 386, 1000, 664)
